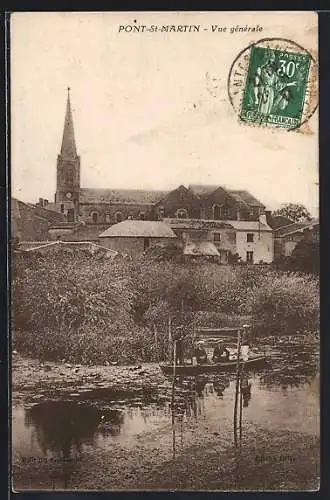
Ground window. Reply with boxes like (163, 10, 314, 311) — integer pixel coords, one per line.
(139, 212, 145, 220)
(66, 170, 74, 184)
(247, 233, 254, 243)
(246, 251, 254, 263)
(92, 212, 98, 224)
(60, 204, 64, 213)
(223, 207, 230, 219)
(213, 232, 221, 242)
(200, 207, 206, 220)
(115, 212, 123, 223)
(176, 208, 188, 219)
(213, 204, 221, 220)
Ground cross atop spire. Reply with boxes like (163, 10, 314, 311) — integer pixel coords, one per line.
(60, 87, 77, 158)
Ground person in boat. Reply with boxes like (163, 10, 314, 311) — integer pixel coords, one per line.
(172, 325, 185, 365)
(212, 340, 230, 363)
(192, 341, 208, 365)
(213, 380, 226, 397)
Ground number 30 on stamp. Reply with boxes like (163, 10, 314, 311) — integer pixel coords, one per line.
(228, 38, 318, 131)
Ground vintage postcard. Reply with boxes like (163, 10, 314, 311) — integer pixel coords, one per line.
(11, 11, 319, 491)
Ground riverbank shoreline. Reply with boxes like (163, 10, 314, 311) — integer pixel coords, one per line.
(12, 335, 318, 400)
(11, 345, 319, 492)
(13, 425, 319, 491)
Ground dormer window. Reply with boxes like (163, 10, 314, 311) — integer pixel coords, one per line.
(176, 208, 188, 219)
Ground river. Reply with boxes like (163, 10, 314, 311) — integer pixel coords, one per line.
(12, 342, 319, 491)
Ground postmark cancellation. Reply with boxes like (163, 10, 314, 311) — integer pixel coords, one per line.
(228, 38, 318, 131)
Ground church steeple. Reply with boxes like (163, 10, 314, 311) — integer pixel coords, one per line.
(55, 88, 81, 219)
(60, 87, 77, 158)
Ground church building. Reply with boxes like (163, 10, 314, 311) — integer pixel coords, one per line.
(38, 89, 274, 263)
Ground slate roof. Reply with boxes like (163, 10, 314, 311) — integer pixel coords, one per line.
(229, 190, 265, 208)
(227, 191, 251, 209)
(18, 240, 119, 259)
(79, 185, 265, 212)
(188, 185, 265, 209)
(266, 215, 293, 230)
(32, 206, 66, 223)
(58, 224, 109, 241)
(80, 188, 168, 205)
(164, 218, 233, 231)
(12, 198, 66, 224)
(164, 218, 272, 232)
(229, 220, 272, 232)
(188, 184, 219, 197)
(274, 220, 319, 238)
(99, 220, 177, 238)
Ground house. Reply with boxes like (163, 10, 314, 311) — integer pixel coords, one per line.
(274, 220, 319, 259)
(99, 220, 177, 256)
(32, 89, 275, 263)
(42, 89, 268, 229)
(11, 198, 66, 243)
(164, 214, 273, 264)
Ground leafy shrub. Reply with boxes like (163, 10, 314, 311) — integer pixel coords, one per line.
(11, 251, 319, 363)
(245, 272, 319, 335)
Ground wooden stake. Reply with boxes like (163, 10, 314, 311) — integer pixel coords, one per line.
(233, 328, 242, 447)
(171, 339, 177, 460)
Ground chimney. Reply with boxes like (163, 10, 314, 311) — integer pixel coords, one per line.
(44, 199, 49, 207)
(38, 198, 44, 208)
(259, 213, 267, 225)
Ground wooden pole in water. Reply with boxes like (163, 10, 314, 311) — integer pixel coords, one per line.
(168, 314, 172, 362)
(239, 374, 243, 444)
(233, 328, 242, 447)
(171, 339, 177, 460)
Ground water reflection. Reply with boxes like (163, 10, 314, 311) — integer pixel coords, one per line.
(12, 343, 319, 489)
(25, 401, 125, 459)
(169, 372, 254, 458)
(258, 344, 319, 389)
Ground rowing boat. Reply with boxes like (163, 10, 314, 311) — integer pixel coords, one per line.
(159, 355, 267, 375)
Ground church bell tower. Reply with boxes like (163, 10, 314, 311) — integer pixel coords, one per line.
(55, 88, 80, 221)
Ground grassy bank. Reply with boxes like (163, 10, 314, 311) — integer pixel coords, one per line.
(13, 425, 319, 491)
(12, 249, 319, 364)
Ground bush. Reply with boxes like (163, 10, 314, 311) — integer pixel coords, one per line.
(12, 251, 319, 363)
(245, 272, 319, 336)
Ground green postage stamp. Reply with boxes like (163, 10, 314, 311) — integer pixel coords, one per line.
(240, 46, 311, 129)
(228, 38, 318, 131)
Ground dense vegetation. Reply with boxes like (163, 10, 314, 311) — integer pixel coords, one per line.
(12, 248, 319, 364)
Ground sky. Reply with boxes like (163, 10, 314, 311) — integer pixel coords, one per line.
(11, 11, 318, 215)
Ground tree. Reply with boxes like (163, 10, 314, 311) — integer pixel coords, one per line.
(272, 203, 312, 223)
(290, 239, 319, 275)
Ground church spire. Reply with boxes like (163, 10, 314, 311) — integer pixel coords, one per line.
(60, 87, 77, 158)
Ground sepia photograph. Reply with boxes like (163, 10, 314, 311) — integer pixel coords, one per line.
(10, 11, 319, 491)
